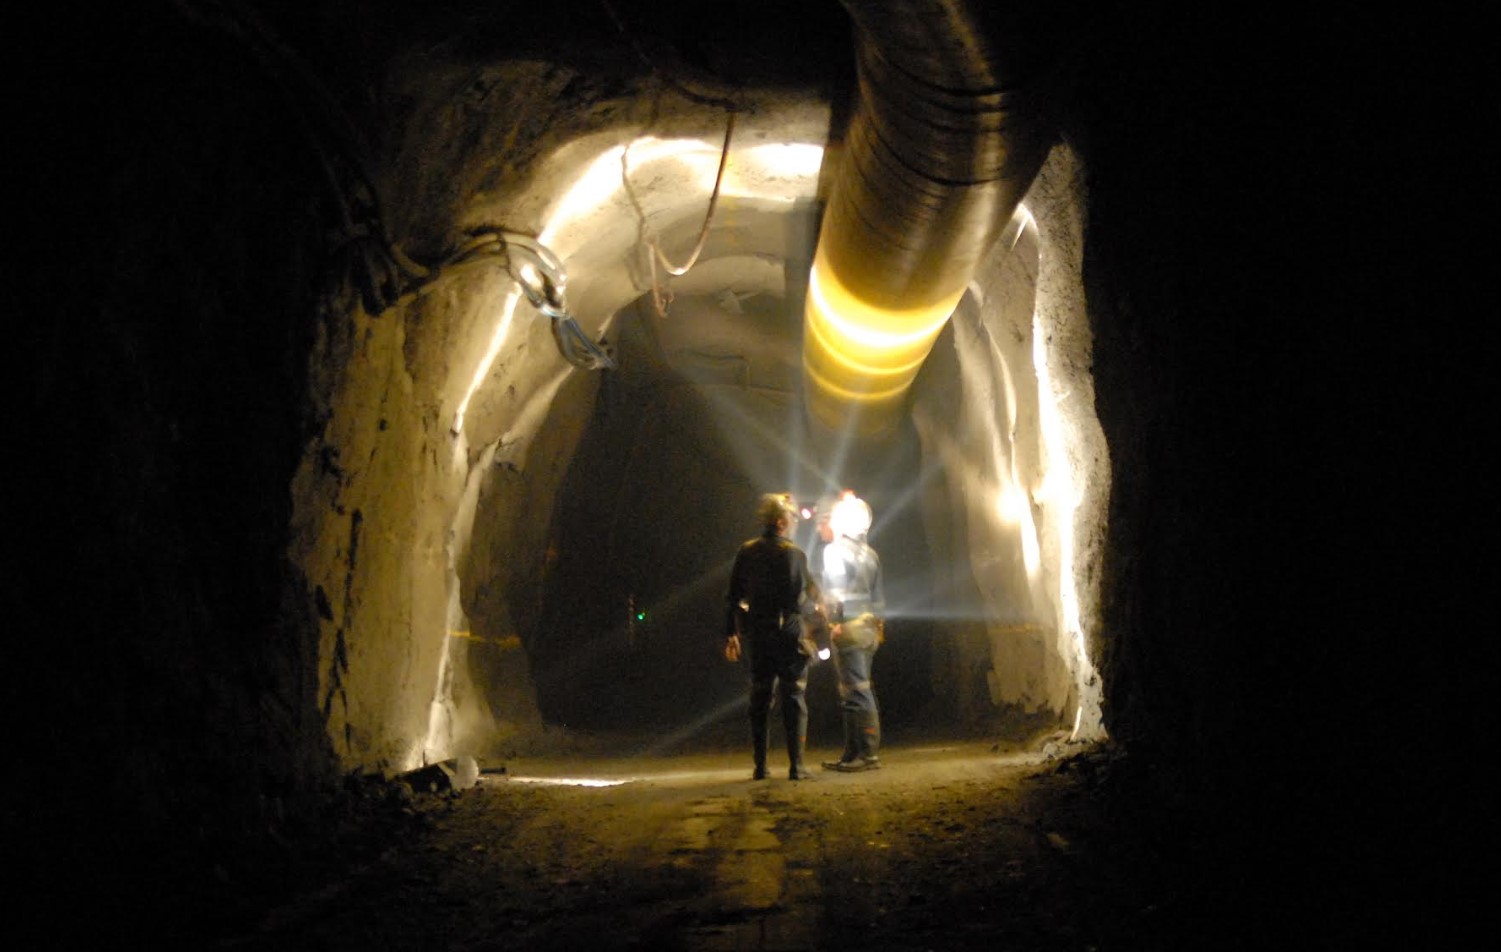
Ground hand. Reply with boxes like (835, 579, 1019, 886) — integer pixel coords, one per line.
(723, 635, 741, 662)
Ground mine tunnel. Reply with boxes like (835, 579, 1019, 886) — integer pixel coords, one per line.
(268, 0, 1110, 777)
(14, 0, 1476, 946)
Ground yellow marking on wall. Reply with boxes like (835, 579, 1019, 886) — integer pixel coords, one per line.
(448, 631, 523, 650)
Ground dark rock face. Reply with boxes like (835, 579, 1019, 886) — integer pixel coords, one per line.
(14, 3, 339, 933)
(1061, 4, 1483, 933)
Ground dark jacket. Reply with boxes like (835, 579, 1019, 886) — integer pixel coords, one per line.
(725, 528, 819, 639)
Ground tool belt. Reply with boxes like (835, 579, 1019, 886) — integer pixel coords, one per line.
(833, 612, 882, 650)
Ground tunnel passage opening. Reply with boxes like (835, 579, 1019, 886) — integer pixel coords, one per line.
(451, 187, 1101, 759)
(518, 288, 947, 751)
(294, 57, 1106, 774)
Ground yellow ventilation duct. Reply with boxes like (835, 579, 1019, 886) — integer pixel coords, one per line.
(805, 1, 1072, 437)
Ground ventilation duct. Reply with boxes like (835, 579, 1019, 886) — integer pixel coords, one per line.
(805, 0, 1069, 436)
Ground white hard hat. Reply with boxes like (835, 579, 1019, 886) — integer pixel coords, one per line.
(829, 493, 872, 539)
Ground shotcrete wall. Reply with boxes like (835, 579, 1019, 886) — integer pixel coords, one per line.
(910, 144, 1105, 735)
(288, 291, 469, 772)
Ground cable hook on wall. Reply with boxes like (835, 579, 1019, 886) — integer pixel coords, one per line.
(435, 229, 615, 371)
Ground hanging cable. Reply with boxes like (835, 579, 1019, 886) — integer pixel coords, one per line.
(621, 109, 736, 318)
(651, 110, 735, 279)
(597, 0, 739, 318)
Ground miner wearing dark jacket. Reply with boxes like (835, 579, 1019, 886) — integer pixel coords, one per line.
(723, 492, 822, 780)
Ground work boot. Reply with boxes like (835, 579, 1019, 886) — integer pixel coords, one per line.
(788, 747, 814, 779)
(751, 720, 769, 780)
(785, 719, 810, 780)
(823, 712, 861, 769)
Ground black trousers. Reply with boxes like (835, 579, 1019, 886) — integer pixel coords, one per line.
(746, 626, 810, 769)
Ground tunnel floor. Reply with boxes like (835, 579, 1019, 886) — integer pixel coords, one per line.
(183, 737, 1356, 951)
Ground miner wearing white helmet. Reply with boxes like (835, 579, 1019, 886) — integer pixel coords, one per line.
(817, 490, 885, 772)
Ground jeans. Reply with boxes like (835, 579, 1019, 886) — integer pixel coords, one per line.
(833, 614, 881, 761)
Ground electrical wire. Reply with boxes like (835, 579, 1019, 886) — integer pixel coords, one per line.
(651, 110, 735, 279)
(596, 0, 741, 318)
(438, 229, 615, 371)
(622, 109, 736, 318)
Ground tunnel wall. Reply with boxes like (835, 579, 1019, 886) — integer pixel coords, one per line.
(1049, 7, 1485, 932)
(368, 41, 835, 762)
(15, 5, 350, 929)
(909, 144, 1105, 735)
(1021, 143, 1107, 736)
(458, 367, 596, 754)
(288, 291, 467, 771)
